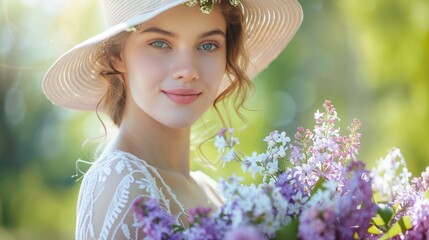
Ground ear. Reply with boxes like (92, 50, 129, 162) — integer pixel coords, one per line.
(111, 54, 127, 73)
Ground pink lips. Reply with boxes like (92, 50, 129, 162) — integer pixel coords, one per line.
(162, 89, 202, 105)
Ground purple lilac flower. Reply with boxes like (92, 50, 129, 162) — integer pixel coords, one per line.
(132, 197, 181, 240)
(288, 101, 364, 197)
(298, 205, 336, 240)
(412, 166, 429, 194)
(404, 199, 429, 240)
(335, 165, 376, 239)
(188, 206, 212, 222)
(183, 206, 226, 240)
(224, 225, 265, 240)
(290, 127, 313, 165)
(340, 118, 362, 162)
(275, 169, 309, 216)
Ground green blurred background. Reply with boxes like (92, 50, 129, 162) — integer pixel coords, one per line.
(1, 0, 428, 239)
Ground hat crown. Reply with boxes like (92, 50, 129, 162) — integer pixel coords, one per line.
(103, 0, 182, 26)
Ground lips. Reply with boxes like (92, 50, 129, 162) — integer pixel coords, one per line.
(162, 88, 202, 105)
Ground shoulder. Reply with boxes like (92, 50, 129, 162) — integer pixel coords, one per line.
(191, 170, 225, 206)
(76, 151, 158, 240)
(79, 151, 159, 199)
(82, 151, 154, 185)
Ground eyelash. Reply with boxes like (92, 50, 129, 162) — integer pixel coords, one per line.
(198, 42, 218, 52)
(150, 40, 169, 49)
(149, 40, 219, 52)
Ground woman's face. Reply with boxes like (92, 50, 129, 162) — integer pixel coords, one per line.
(119, 5, 227, 129)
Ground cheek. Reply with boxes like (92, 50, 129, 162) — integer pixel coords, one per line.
(201, 56, 227, 89)
(127, 53, 168, 88)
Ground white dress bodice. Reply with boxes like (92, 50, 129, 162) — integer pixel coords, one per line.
(75, 150, 220, 240)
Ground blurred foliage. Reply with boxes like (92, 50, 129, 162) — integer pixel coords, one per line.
(0, 0, 428, 239)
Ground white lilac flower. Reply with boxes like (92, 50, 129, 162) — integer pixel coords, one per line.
(229, 137, 239, 147)
(314, 109, 324, 120)
(214, 134, 228, 153)
(265, 159, 279, 175)
(306, 180, 339, 208)
(218, 175, 243, 197)
(371, 148, 410, 202)
(222, 148, 237, 166)
(264, 130, 291, 160)
(218, 179, 290, 237)
(241, 152, 266, 178)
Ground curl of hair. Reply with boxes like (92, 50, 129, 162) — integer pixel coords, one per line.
(215, 2, 254, 124)
(92, 32, 130, 126)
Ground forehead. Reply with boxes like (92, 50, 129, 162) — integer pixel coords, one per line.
(139, 5, 226, 33)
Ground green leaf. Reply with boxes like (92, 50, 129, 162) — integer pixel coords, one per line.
(371, 216, 388, 231)
(273, 218, 299, 240)
(377, 204, 394, 226)
(310, 177, 326, 197)
(372, 191, 385, 203)
(368, 225, 382, 235)
(378, 216, 412, 240)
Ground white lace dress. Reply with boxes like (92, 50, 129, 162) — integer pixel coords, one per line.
(75, 150, 221, 240)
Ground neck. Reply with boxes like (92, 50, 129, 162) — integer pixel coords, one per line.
(108, 105, 191, 176)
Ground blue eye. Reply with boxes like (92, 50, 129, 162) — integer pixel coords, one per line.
(151, 40, 169, 48)
(199, 43, 217, 51)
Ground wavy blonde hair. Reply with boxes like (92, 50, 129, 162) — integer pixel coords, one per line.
(92, 2, 254, 127)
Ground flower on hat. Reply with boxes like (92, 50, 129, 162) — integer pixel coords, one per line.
(185, 0, 241, 14)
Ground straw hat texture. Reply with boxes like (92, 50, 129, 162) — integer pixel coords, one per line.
(42, 0, 303, 111)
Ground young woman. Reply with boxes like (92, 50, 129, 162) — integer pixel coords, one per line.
(42, 0, 302, 239)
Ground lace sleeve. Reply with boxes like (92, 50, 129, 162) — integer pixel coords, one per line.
(75, 154, 169, 240)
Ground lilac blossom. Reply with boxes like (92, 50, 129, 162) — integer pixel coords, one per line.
(241, 152, 267, 179)
(290, 127, 313, 165)
(215, 128, 240, 166)
(263, 130, 291, 162)
(403, 198, 429, 239)
(335, 165, 376, 239)
(224, 225, 265, 240)
(371, 148, 410, 203)
(131, 100, 428, 239)
(132, 197, 181, 240)
(371, 148, 427, 223)
(217, 177, 290, 237)
(183, 207, 225, 240)
(412, 166, 429, 194)
(298, 205, 336, 240)
(275, 169, 309, 217)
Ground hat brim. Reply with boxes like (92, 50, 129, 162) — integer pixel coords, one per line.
(43, 0, 303, 111)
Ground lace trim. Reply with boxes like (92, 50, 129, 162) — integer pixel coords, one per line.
(111, 150, 189, 217)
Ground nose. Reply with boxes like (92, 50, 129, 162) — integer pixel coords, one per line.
(172, 51, 200, 82)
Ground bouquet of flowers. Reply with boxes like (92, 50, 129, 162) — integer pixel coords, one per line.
(132, 100, 429, 239)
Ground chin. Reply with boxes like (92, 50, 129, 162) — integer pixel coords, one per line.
(162, 121, 194, 129)
(159, 116, 199, 129)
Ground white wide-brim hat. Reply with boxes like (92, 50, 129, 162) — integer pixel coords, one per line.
(43, 0, 303, 111)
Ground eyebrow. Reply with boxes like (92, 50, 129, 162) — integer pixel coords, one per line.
(140, 27, 226, 39)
